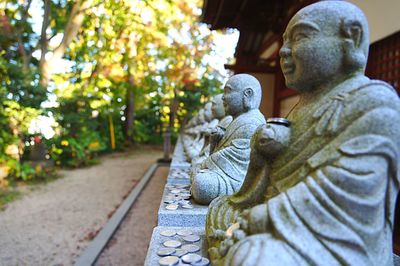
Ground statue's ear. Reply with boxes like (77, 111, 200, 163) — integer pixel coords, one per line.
(244, 88, 254, 98)
(243, 88, 253, 110)
(341, 19, 363, 48)
(340, 19, 367, 70)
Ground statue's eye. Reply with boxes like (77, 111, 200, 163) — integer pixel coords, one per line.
(293, 32, 308, 42)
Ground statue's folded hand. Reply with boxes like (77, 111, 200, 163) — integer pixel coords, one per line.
(238, 203, 269, 234)
(210, 127, 225, 141)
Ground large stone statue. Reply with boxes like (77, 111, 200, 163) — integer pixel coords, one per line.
(206, 1, 400, 265)
(191, 74, 266, 205)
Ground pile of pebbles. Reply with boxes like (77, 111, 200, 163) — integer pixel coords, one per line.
(169, 168, 190, 180)
(157, 229, 209, 266)
(164, 184, 193, 210)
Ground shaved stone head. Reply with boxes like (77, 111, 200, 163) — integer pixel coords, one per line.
(225, 74, 262, 112)
(294, 1, 369, 63)
(280, 1, 370, 92)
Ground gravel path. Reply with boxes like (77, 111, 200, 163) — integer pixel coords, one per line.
(95, 166, 168, 266)
(0, 146, 162, 266)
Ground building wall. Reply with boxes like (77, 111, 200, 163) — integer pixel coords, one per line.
(249, 73, 275, 118)
(348, 0, 400, 42)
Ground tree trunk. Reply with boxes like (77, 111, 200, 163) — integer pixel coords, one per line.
(123, 74, 135, 144)
(39, 0, 93, 89)
(39, 0, 51, 88)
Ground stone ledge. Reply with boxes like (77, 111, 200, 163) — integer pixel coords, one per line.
(144, 226, 208, 266)
(157, 186, 208, 227)
(166, 167, 191, 186)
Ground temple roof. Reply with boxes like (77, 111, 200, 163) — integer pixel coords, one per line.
(201, 0, 311, 32)
(201, 0, 317, 73)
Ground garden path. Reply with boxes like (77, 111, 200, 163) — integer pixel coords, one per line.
(0, 146, 162, 266)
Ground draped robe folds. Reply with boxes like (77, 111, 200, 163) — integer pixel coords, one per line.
(191, 109, 265, 204)
(206, 76, 400, 266)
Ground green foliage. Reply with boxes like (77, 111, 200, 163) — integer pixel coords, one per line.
(5, 158, 57, 183)
(6, 160, 35, 181)
(0, 0, 233, 185)
(45, 130, 105, 168)
(133, 108, 163, 144)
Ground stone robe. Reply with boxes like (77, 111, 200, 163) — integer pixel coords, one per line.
(206, 76, 400, 265)
(191, 109, 265, 204)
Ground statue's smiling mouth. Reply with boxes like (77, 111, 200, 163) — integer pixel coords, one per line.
(281, 63, 294, 74)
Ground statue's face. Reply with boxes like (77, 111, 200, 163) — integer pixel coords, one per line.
(204, 102, 213, 121)
(211, 95, 225, 119)
(197, 109, 205, 124)
(279, 11, 344, 92)
(223, 85, 243, 117)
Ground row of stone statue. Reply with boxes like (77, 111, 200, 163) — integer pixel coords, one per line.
(181, 1, 400, 265)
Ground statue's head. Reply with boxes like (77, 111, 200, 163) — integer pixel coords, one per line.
(279, 1, 369, 92)
(196, 108, 205, 124)
(223, 74, 262, 117)
(204, 102, 213, 122)
(211, 94, 225, 119)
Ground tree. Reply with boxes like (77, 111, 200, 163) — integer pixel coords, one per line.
(0, 0, 231, 173)
(53, 0, 224, 147)
(39, 0, 95, 89)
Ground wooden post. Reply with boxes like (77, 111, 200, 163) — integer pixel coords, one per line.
(108, 114, 116, 150)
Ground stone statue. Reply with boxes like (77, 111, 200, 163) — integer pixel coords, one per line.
(191, 94, 233, 168)
(209, 94, 233, 154)
(191, 74, 266, 205)
(205, 1, 400, 265)
(183, 107, 208, 160)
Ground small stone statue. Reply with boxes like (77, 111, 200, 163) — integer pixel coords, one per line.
(206, 1, 400, 265)
(209, 94, 233, 155)
(183, 107, 209, 160)
(191, 94, 233, 169)
(191, 74, 266, 205)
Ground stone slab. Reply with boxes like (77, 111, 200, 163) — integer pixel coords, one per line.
(144, 226, 208, 266)
(157, 186, 208, 227)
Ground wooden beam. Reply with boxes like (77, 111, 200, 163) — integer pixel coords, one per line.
(212, 0, 225, 30)
(257, 34, 280, 57)
(232, 0, 249, 27)
(224, 63, 277, 74)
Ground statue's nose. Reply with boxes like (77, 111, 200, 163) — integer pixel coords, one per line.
(279, 43, 291, 58)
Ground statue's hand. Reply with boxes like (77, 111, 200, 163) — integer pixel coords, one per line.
(215, 223, 248, 258)
(210, 127, 224, 141)
(238, 204, 269, 234)
(209, 227, 227, 240)
(232, 229, 247, 241)
(252, 123, 291, 160)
